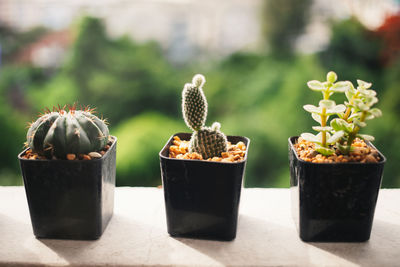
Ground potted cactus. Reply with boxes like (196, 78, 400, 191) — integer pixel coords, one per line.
(18, 105, 116, 240)
(159, 74, 250, 241)
(289, 71, 386, 242)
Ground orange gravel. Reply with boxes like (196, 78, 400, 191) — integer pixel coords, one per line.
(169, 135, 246, 162)
(21, 139, 113, 161)
(294, 137, 381, 163)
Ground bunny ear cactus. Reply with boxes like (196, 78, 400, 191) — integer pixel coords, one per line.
(26, 106, 109, 159)
(182, 74, 228, 159)
(301, 71, 382, 156)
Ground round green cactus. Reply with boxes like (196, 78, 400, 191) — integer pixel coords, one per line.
(26, 106, 109, 159)
(182, 74, 228, 159)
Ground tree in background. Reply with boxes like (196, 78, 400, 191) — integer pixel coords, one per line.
(0, 25, 47, 64)
(30, 17, 184, 124)
(1, 13, 400, 188)
(261, 0, 312, 57)
(319, 17, 382, 82)
(375, 14, 400, 66)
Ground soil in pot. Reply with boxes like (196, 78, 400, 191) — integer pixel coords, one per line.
(294, 137, 382, 163)
(289, 136, 386, 242)
(19, 137, 117, 240)
(160, 133, 250, 241)
(169, 135, 247, 162)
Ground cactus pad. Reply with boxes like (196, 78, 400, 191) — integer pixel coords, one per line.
(182, 74, 228, 159)
(182, 74, 208, 131)
(189, 122, 228, 159)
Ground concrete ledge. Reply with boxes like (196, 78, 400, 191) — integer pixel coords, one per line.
(0, 187, 399, 266)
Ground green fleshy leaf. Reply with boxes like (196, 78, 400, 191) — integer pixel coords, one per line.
(331, 81, 350, 93)
(326, 104, 346, 115)
(330, 118, 353, 132)
(307, 80, 325, 91)
(315, 145, 335, 156)
(327, 71, 337, 83)
(354, 120, 367, 128)
(353, 99, 363, 106)
(357, 134, 375, 141)
(311, 113, 322, 124)
(369, 108, 382, 118)
(319, 100, 335, 109)
(365, 114, 375, 120)
(312, 126, 333, 132)
(327, 130, 344, 143)
(362, 89, 377, 98)
(337, 143, 350, 155)
(366, 96, 378, 106)
(359, 103, 370, 111)
(345, 89, 354, 102)
(303, 104, 321, 114)
(357, 79, 372, 89)
(300, 133, 320, 143)
(348, 113, 360, 121)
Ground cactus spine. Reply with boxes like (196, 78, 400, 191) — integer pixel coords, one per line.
(26, 106, 109, 159)
(182, 74, 228, 159)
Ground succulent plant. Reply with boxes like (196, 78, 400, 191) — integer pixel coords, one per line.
(26, 105, 109, 159)
(301, 71, 382, 156)
(182, 74, 228, 159)
(331, 79, 382, 154)
(301, 71, 349, 155)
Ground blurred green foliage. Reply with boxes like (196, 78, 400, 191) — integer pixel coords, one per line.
(319, 17, 383, 81)
(114, 112, 185, 186)
(0, 14, 399, 188)
(261, 0, 312, 56)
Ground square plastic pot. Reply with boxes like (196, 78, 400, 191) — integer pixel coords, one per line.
(159, 133, 250, 241)
(289, 136, 386, 242)
(18, 137, 117, 240)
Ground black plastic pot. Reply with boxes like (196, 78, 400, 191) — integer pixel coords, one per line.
(289, 136, 386, 242)
(18, 137, 117, 240)
(159, 133, 250, 241)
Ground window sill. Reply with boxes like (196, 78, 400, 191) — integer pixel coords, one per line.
(0, 187, 399, 266)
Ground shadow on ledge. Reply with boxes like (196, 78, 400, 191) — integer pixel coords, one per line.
(174, 214, 311, 266)
(38, 214, 166, 266)
(309, 219, 400, 266)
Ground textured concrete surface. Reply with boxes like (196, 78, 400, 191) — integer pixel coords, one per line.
(0, 187, 399, 266)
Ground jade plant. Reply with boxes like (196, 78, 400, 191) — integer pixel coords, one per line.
(26, 105, 109, 159)
(301, 71, 382, 156)
(182, 74, 228, 159)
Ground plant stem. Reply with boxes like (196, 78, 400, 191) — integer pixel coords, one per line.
(345, 111, 367, 154)
(343, 92, 359, 122)
(321, 107, 327, 146)
(343, 107, 351, 121)
(321, 90, 330, 147)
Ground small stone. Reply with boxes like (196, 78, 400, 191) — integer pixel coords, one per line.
(88, 152, 102, 159)
(306, 150, 318, 158)
(364, 154, 378, 163)
(83, 155, 91, 160)
(66, 154, 76, 160)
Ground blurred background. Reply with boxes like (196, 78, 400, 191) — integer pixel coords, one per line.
(0, 0, 399, 187)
